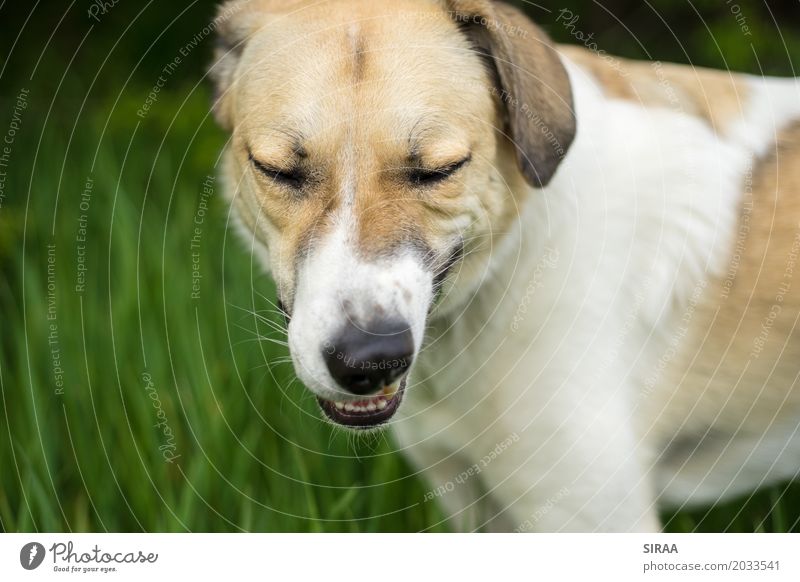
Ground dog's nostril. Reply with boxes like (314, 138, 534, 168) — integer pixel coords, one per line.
(323, 320, 414, 395)
(348, 375, 373, 394)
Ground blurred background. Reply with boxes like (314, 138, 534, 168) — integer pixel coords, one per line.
(1, 0, 799, 532)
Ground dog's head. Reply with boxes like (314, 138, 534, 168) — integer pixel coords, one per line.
(210, 0, 575, 429)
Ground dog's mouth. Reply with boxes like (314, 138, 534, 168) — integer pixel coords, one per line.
(317, 378, 407, 429)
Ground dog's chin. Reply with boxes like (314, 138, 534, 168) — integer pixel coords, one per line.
(316, 378, 407, 430)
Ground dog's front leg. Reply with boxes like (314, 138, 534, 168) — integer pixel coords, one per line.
(473, 382, 662, 533)
(393, 421, 500, 532)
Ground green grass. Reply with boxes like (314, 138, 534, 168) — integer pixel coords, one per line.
(1, 41, 799, 534)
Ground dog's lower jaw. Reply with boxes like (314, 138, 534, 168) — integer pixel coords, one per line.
(317, 378, 407, 430)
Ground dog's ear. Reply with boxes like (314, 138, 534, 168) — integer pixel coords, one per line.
(209, 0, 292, 130)
(445, 0, 576, 187)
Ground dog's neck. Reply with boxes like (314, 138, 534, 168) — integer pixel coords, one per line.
(416, 58, 619, 380)
(417, 54, 750, 390)
(426, 64, 592, 335)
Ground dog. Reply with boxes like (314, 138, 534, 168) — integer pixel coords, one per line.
(209, 0, 800, 531)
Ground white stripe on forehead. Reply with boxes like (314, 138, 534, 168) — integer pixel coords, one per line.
(341, 142, 357, 207)
(347, 22, 361, 55)
(341, 22, 364, 207)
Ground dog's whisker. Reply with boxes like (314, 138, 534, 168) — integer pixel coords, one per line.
(232, 319, 288, 341)
(255, 292, 285, 313)
(228, 307, 289, 336)
(236, 337, 290, 348)
(255, 318, 289, 335)
(234, 330, 290, 348)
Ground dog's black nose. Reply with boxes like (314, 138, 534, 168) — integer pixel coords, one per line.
(323, 320, 414, 395)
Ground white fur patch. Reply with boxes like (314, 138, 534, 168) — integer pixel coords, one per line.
(289, 208, 433, 400)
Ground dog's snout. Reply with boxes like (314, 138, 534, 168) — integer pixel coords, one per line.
(323, 320, 414, 395)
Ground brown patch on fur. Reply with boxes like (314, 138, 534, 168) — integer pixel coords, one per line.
(559, 45, 748, 135)
(649, 120, 800, 442)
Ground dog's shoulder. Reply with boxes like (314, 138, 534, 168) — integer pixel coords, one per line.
(557, 44, 749, 136)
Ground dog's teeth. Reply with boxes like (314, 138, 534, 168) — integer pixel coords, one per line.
(382, 383, 399, 398)
(334, 397, 389, 414)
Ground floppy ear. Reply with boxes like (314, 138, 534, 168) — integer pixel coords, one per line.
(445, 0, 576, 187)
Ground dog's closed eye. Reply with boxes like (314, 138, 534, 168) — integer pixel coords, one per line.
(249, 152, 306, 189)
(409, 155, 471, 187)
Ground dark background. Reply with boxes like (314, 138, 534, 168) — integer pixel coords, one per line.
(3, 0, 800, 89)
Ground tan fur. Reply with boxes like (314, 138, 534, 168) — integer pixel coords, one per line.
(559, 45, 748, 135)
(645, 120, 800, 449)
